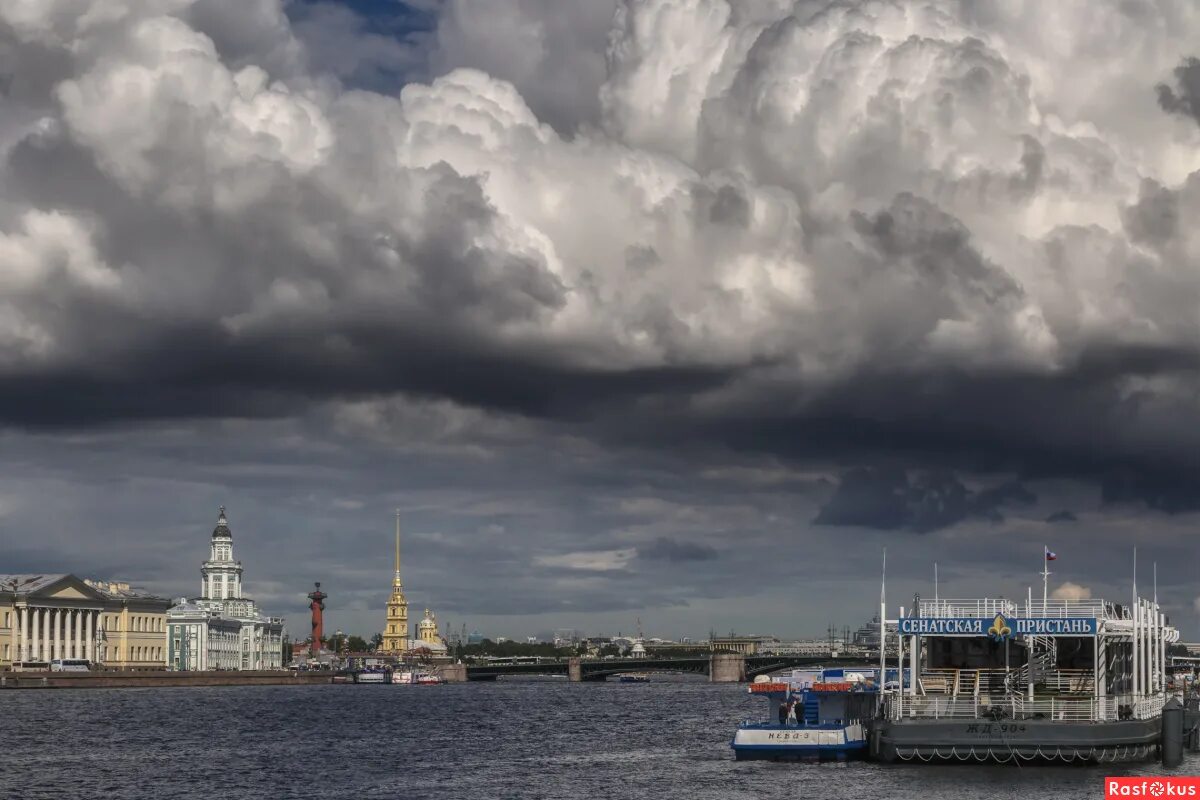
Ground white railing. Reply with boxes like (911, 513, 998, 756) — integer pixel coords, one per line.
(917, 598, 1113, 619)
(886, 693, 1166, 722)
(1023, 600, 1109, 619)
(1134, 694, 1166, 720)
(918, 599, 1018, 618)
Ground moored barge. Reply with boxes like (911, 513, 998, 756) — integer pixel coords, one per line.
(873, 590, 1178, 763)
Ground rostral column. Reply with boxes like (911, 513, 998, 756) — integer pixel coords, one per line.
(307, 582, 328, 659)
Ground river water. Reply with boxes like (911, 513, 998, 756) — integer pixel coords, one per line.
(2, 677, 1192, 800)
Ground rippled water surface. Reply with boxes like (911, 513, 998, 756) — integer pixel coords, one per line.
(3, 677, 1193, 800)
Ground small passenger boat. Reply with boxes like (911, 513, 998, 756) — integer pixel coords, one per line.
(392, 670, 443, 685)
(618, 673, 650, 683)
(730, 670, 878, 761)
(354, 670, 388, 684)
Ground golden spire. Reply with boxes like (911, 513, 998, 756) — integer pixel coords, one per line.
(393, 509, 403, 586)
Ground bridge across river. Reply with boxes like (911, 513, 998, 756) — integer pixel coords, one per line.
(458, 653, 876, 683)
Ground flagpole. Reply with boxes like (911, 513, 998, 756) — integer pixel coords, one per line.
(934, 562, 938, 604)
(879, 548, 887, 712)
(1041, 546, 1050, 612)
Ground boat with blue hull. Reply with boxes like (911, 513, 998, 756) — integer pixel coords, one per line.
(731, 669, 886, 761)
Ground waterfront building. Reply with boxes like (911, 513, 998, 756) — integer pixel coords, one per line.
(761, 638, 852, 656)
(166, 508, 285, 671)
(553, 628, 581, 647)
(710, 635, 770, 655)
(0, 574, 171, 670)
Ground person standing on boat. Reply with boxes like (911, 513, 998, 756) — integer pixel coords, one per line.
(778, 701, 789, 727)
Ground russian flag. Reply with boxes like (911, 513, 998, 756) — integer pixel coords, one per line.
(1045, 550, 1058, 561)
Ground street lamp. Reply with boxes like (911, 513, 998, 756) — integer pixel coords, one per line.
(95, 626, 107, 671)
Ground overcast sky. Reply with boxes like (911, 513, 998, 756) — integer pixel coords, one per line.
(4, 0, 1200, 642)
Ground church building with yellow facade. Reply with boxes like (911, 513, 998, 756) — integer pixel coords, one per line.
(381, 512, 447, 658)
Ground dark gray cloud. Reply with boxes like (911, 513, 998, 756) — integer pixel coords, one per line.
(814, 468, 1035, 532)
(637, 537, 719, 563)
(1046, 510, 1078, 523)
(1157, 57, 1200, 125)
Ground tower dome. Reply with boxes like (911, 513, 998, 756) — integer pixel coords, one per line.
(419, 609, 439, 643)
(212, 506, 232, 539)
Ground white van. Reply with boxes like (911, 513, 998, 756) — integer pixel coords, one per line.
(49, 659, 90, 672)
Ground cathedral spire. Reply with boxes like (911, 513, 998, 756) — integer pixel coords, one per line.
(393, 509, 402, 586)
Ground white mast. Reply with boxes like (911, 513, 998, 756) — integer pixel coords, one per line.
(1041, 546, 1051, 611)
(934, 562, 939, 605)
(879, 549, 887, 709)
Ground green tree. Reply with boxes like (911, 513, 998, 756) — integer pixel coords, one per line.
(456, 639, 577, 662)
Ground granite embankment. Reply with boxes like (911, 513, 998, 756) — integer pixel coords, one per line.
(0, 670, 332, 689)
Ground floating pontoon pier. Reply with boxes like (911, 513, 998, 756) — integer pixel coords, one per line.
(872, 592, 1179, 763)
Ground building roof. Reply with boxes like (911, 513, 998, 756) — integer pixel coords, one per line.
(212, 506, 233, 539)
(0, 574, 69, 594)
(84, 578, 167, 601)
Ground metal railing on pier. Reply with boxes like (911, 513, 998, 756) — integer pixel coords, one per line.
(885, 693, 1165, 722)
(917, 598, 1112, 619)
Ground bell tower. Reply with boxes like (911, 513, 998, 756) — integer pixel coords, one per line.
(382, 510, 409, 653)
(201, 506, 243, 602)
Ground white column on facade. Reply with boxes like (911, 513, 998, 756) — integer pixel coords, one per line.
(30, 606, 40, 662)
(19, 607, 28, 662)
(47, 609, 55, 661)
(57, 609, 65, 660)
(85, 611, 94, 662)
(72, 609, 81, 660)
(40, 608, 49, 661)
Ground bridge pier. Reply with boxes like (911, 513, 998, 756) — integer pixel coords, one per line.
(710, 653, 746, 683)
(568, 658, 582, 683)
(435, 663, 468, 683)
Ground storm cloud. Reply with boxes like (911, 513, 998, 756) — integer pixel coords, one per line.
(3, 0, 1200, 638)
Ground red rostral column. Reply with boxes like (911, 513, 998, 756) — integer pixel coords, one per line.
(307, 582, 328, 659)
